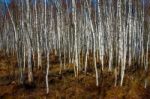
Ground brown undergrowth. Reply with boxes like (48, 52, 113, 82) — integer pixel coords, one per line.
(0, 52, 150, 99)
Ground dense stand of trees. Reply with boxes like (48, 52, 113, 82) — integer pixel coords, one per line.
(0, 0, 149, 94)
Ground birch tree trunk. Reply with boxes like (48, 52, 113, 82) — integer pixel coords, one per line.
(26, 0, 33, 83)
(86, 0, 99, 86)
(43, 0, 50, 94)
(72, 0, 78, 77)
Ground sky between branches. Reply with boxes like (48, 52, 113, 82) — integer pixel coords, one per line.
(0, 0, 150, 16)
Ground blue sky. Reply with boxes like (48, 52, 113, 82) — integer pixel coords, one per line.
(0, 0, 11, 5)
(0, 0, 12, 16)
(0, 0, 149, 5)
(0, 0, 149, 16)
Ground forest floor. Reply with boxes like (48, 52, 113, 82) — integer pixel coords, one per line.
(0, 52, 150, 99)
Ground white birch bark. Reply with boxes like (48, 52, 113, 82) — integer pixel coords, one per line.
(44, 0, 50, 94)
(86, 0, 99, 86)
(26, 0, 33, 83)
(72, 0, 78, 77)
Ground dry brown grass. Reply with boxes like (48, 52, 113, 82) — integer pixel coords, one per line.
(0, 51, 149, 99)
